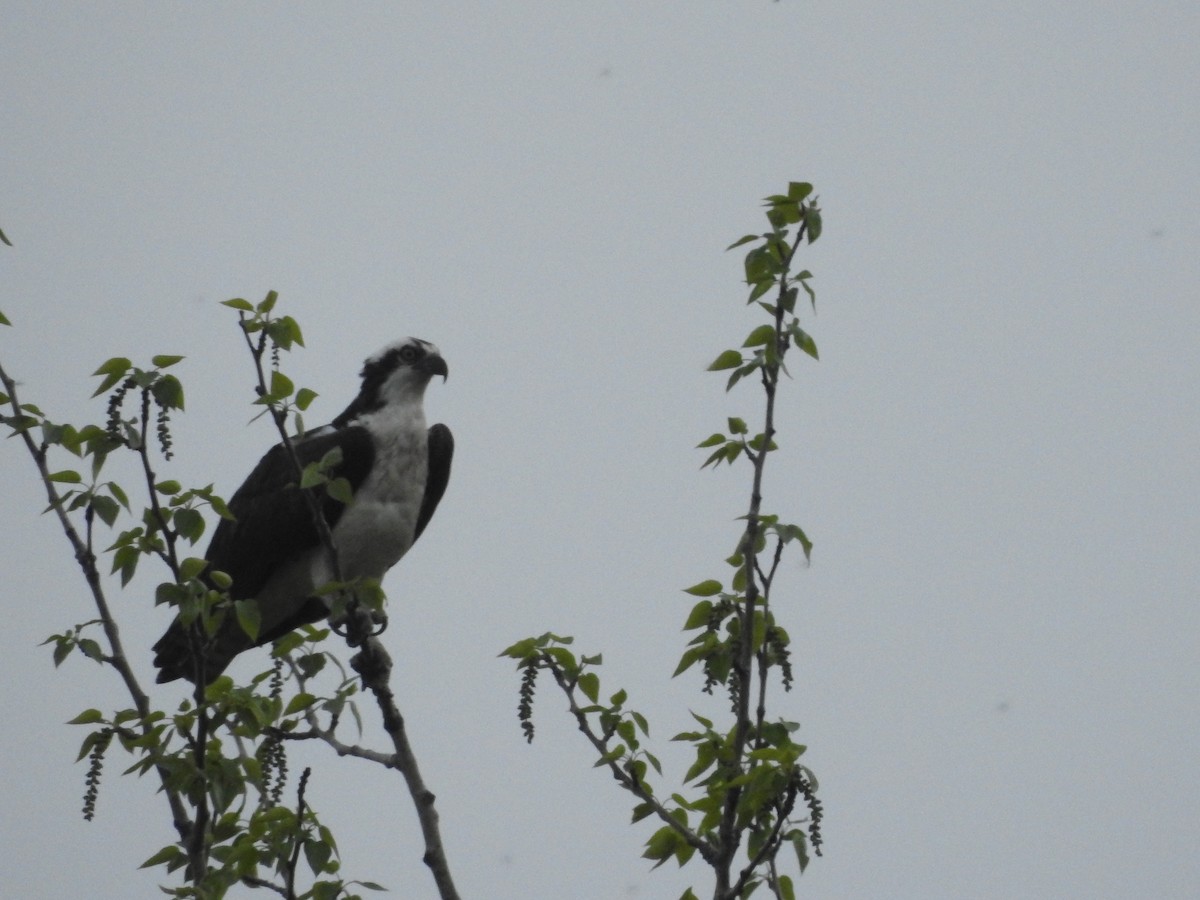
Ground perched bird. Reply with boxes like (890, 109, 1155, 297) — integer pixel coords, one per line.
(153, 337, 452, 684)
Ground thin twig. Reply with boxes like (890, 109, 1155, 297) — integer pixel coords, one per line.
(546, 662, 718, 866)
(240, 875, 289, 896)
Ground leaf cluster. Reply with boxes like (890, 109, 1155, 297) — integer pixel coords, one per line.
(0, 297, 409, 898)
(504, 183, 826, 900)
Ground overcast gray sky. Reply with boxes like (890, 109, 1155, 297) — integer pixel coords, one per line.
(2, 3, 1197, 898)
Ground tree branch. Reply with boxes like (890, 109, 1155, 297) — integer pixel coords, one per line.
(714, 219, 809, 899)
(0, 357, 195, 853)
(546, 661, 718, 866)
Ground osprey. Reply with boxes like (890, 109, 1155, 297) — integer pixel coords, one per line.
(153, 337, 452, 684)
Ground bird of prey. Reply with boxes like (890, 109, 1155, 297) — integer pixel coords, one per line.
(153, 337, 452, 684)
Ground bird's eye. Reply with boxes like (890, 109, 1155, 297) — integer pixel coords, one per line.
(398, 345, 422, 363)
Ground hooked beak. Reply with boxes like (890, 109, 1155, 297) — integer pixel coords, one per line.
(419, 354, 449, 381)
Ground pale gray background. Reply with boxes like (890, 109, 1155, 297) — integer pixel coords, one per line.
(2, 3, 1197, 898)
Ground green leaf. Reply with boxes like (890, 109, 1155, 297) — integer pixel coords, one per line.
(790, 322, 819, 361)
(672, 645, 706, 678)
(151, 355, 184, 369)
(642, 825, 677, 864)
(797, 273, 816, 312)
(268, 315, 305, 349)
(52, 639, 71, 667)
(303, 838, 333, 876)
(805, 205, 822, 243)
(48, 469, 82, 484)
(318, 445, 344, 470)
(707, 349, 743, 371)
(91, 357, 131, 377)
(683, 600, 712, 630)
(208, 494, 235, 521)
(112, 545, 139, 586)
(683, 579, 722, 597)
(258, 290, 279, 314)
(326, 477, 353, 505)
(499, 637, 537, 659)
(90, 358, 132, 398)
(780, 524, 813, 562)
(743, 325, 775, 351)
(695, 433, 725, 449)
(596, 743, 626, 766)
(631, 801, 655, 824)
(745, 279, 775, 305)
(780, 286, 798, 315)
(140, 844, 185, 870)
(744, 246, 777, 283)
(683, 742, 716, 783)
(235, 599, 261, 641)
(774, 202, 802, 225)
(295, 387, 318, 411)
(747, 433, 778, 452)
(727, 417, 747, 435)
(546, 646, 578, 670)
(285, 692, 318, 716)
(787, 181, 814, 202)
(300, 462, 327, 489)
(577, 672, 600, 703)
(155, 479, 181, 495)
(700, 446, 727, 469)
(90, 495, 120, 527)
(179, 556, 208, 580)
(220, 297, 255, 312)
(0, 310, 10, 326)
(173, 508, 206, 544)
(67, 708, 105, 725)
(791, 829, 810, 873)
(726, 234, 760, 251)
(106, 481, 130, 511)
(778, 874, 796, 900)
(269, 369, 294, 399)
(152, 374, 185, 410)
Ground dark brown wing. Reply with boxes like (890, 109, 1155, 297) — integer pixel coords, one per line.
(414, 423, 453, 542)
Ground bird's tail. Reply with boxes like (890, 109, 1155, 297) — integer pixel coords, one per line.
(151, 617, 254, 685)
(153, 596, 333, 685)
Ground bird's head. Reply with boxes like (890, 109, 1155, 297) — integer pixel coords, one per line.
(334, 338, 447, 426)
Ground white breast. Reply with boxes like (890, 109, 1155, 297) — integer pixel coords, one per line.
(327, 401, 429, 582)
